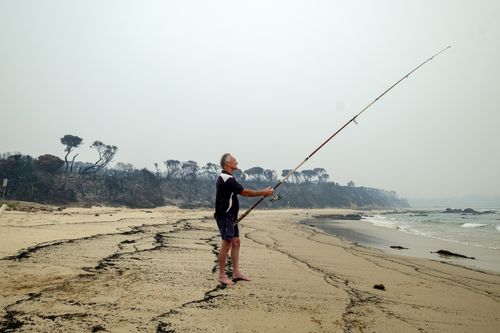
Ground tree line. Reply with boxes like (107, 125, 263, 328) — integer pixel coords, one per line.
(0, 134, 409, 209)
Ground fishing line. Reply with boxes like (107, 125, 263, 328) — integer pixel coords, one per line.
(235, 46, 451, 226)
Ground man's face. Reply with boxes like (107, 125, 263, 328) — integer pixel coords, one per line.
(227, 155, 238, 171)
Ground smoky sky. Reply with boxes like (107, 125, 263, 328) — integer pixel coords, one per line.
(1, 0, 499, 198)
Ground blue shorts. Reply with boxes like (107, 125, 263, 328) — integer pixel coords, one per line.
(215, 215, 239, 240)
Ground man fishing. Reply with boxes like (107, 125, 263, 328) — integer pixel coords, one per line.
(214, 153, 273, 285)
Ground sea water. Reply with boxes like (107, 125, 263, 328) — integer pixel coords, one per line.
(363, 209, 500, 250)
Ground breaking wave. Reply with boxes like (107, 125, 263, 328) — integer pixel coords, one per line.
(461, 223, 488, 228)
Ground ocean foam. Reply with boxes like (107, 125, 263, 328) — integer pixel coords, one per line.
(461, 223, 488, 228)
(360, 212, 500, 250)
(362, 215, 399, 229)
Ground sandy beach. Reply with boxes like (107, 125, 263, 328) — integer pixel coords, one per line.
(1, 205, 499, 332)
(302, 214, 500, 273)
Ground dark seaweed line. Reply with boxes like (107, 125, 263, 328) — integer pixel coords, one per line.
(303, 226, 500, 301)
(0, 219, 189, 332)
(1, 215, 195, 262)
(302, 227, 492, 330)
(155, 223, 227, 333)
(281, 224, 469, 331)
(88, 219, 193, 272)
(243, 227, 391, 333)
(298, 228, 436, 331)
(1, 290, 96, 333)
(1, 215, 161, 229)
(156, 283, 226, 333)
(1, 292, 42, 332)
(1, 226, 145, 262)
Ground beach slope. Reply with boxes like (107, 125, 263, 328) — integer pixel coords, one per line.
(1, 207, 499, 332)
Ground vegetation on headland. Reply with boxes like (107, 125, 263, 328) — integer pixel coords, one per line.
(0, 135, 409, 209)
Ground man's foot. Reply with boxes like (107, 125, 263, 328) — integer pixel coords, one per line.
(218, 275, 234, 286)
(232, 271, 251, 281)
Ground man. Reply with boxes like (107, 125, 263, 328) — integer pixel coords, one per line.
(214, 153, 273, 285)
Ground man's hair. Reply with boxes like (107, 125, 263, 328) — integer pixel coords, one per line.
(220, 153, 232, 168)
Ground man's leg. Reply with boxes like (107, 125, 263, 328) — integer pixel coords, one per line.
(231, 237, 251, 281)
(218, 239, 233, 285)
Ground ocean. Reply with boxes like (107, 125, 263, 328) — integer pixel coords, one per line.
(302, 207, 500, 272)
(362, 209, 500, 250)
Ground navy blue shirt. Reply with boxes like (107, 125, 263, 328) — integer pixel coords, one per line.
(214, 171, 244, 219)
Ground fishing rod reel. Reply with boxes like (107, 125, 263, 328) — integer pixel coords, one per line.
(269, 192, 282, 202)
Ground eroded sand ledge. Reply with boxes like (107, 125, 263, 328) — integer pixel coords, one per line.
(1, 206, 499, 332)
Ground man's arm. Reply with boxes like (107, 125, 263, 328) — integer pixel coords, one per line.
(240, 187, 273, 197)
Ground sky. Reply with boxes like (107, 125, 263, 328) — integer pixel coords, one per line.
(1, 0, 499, 199)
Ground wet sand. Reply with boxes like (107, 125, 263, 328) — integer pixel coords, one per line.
(1, 206, 499, 332)
(303, 215, 500, 273)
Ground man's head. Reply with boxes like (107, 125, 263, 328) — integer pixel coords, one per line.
(220, 153, 238, 173)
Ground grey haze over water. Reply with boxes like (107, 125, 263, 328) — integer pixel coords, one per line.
(1, 1, 499, 200)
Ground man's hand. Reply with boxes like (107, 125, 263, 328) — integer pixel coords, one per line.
(262, 187, 273, 197)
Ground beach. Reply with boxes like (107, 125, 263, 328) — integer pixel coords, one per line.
(1, 205, 499, 332)
(303, 212, 500, 273)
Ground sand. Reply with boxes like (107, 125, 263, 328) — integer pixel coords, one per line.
(303, 215, 500, 273)
(1, 206, 499, 332)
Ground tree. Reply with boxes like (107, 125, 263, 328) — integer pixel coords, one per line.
(312, 168, 330, 183)
(115, 162, 135, 176)
(320, 173, 330, 183)
(0, 154, 37, 199)
(164, 160, 181, 179)
(281, 169, 292, 177)
(347, 180, 355, 187)
(281, 169, 303, 183)
(181, 160, 199, 201)
(181, 160, 199, 181)
(60, 135, 83, 172)
(34, 154, 64, 173)
(292, 171, 302, 183)
(81, 141, 118, 174)
(233, 169, 246, 181)
(300, 169, 316, 183)
(263, 169, 277, 183)
(201, 162, 220, 180)
(154, 163, 161, 178)
(245, 167, 265, 182)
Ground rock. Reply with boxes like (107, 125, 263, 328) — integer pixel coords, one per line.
(431, 249, 475, 260)
(390, 245, 408, 250)
(470, 209, 496, 215)
(382, 210, 409, 215)
(444, 208, 495, 215)
(91, 324, 106, 332)
(95, 213, 99, 216)
(313, 214, 362, 220)
(373, 284, 385, 291)
(462, 208, 478, 214)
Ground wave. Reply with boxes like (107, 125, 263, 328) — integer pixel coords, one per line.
(461, 223, 488, 228)
(362, 215, 400, 230)
(358, 214, 500, 250)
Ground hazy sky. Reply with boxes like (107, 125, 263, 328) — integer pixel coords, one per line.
(1, 0, 499, 199)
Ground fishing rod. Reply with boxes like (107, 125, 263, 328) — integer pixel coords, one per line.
(235, 45, 451, 226)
